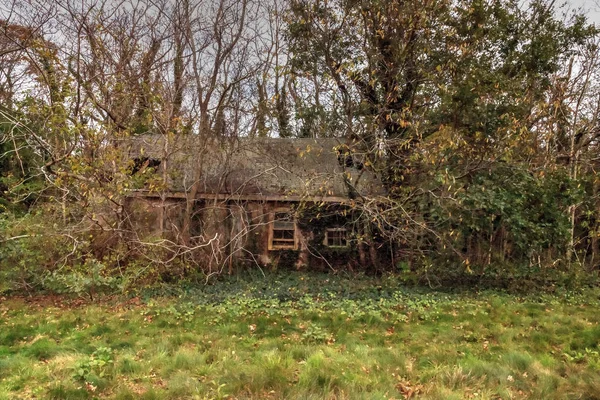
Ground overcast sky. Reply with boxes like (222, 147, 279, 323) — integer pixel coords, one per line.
(569, 0, 600, 24)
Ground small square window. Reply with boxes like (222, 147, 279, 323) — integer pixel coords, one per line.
(325, 228, 348, 247)
(269, 210, 297, 250)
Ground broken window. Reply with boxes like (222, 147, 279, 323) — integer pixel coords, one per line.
(269, 210, 297, 250)
(324, 228, 348, 247)
(336, 146, 364, 170)
(130, 157, 161, 175)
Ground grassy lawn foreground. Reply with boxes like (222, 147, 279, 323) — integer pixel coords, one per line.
(1, 274, 600, 399)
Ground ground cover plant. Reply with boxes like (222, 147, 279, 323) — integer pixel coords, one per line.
(1, 272, 600, 399)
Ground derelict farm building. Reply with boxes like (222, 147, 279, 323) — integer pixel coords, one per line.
(124, 134, 386, 270)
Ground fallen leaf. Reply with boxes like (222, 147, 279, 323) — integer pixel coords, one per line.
(396, 380, 423, 399)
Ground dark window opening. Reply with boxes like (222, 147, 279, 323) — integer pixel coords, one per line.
(270, 211, 297, 250)
(336, 148, 363, 170)
(325, 228, 348, 247)
(131, 157, 161, 175)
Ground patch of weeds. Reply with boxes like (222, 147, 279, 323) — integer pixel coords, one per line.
(289, 345, 311, 362)
(533, 373, 560, 398)
(117, 356, 141, 375)
(245, 349, 293, 391)
(569, 325, 600, 351)
(72, 347, 114, 382)
(301, 324, 332, 344)
(140, 388, 164, 400)
(22, 337, 60, 360)
(0, 357, 28, 381)
(440, 366, 474, 390)
(460, 355, 509, 386)
(90, 324, 113, 336)
(170, 347, 205, 372)
(505, 351, 534, 373)
(0, 324, 36, 347)
(142, 301, 197, 325)
(166, 370, 199, 398)
(46, 383, 89, 400)
(563, 347, 600, 368)
(114, 389, 137, 400)
(297, 350, 339, 392)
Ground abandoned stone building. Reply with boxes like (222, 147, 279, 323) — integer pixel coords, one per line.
(124, 134, 386, 270)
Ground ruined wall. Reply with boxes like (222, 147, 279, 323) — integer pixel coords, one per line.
(125, 196, 382, 271)
(195, 200, 307, 270)
(124, 196, 186, 240)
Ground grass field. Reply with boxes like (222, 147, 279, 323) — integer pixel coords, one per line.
(1, 273, 600, 399)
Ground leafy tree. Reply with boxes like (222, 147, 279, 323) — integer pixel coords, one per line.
(287, 0, 599, 276)
(287, 0, 594, 182)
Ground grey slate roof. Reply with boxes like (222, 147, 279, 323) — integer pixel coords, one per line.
(125, 134, 384, 200)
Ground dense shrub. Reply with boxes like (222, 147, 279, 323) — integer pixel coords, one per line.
(0, 211, 72, 293)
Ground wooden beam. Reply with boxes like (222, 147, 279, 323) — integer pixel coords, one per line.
(126, 190, 350, 204)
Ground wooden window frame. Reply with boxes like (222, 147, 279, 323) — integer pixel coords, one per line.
(268, 209, 298, 250)
(324, 228, 348, 248)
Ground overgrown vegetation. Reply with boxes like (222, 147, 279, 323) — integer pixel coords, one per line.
(1, 0, 600, 290)
(1, 273, 600, 399)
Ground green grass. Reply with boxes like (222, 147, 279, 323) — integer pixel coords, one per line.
(1, 273, 600, 399)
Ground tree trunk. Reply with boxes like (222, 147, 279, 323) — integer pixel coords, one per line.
(592, 175, 600, 269)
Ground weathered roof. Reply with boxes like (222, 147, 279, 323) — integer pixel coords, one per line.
(124, 134, 384, 201)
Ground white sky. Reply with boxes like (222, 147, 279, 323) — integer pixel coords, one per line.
(569, 0, 600, 24)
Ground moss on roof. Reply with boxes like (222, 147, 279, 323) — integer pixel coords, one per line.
(125, 134, 384, 199)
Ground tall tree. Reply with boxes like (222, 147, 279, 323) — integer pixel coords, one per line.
(287, 0, 594, 185)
